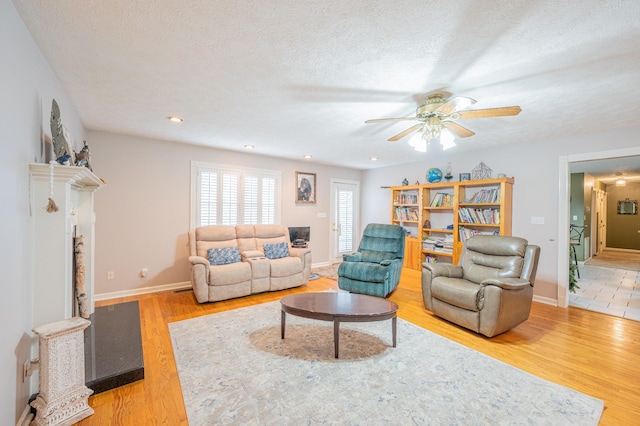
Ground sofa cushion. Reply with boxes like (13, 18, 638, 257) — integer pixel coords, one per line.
(264, 242, 289, 259)
(209, 262, 252, 286)
(270, 256, 303, 277)
(337, 261, 389, 283)
(207, 247, 241, 265)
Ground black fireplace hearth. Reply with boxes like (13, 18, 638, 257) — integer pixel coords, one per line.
(84, 301, 144, 393)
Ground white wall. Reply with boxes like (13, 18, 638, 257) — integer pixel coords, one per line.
(88, 130, 362, 296)
(2, 2, 86, 421)
(362, 126, 639, 301)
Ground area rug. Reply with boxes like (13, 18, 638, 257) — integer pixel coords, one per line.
(310, 263, 339, 280)
(585, 249, 640, 271)
(168, 302, 603, 425)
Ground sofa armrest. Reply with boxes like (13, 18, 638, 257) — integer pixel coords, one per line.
(189, 255, 210, 266)
(342, 252, 362, 262)
(423, 263, 463, 279)
(241, 250, 266, 260)
(288, 247, 311, 258)
(481, 277, 531, 291)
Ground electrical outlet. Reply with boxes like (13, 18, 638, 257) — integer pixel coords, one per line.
(107, 271, 115, 280)
(140, 268, 148, 278)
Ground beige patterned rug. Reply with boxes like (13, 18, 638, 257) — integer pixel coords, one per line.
(585, 249, 640, 271)
(168, 301, 603, 425)
(311, 263, 340, 281)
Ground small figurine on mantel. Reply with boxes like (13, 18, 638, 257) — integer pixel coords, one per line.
(402, 178, 409, 186)
(75, 141, 93, 172)
(50, 99, 75, 165)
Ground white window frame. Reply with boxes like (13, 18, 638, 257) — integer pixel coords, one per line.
(190, 161, 282, 229)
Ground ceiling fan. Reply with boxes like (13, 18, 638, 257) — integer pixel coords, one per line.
(365, 94, 521, 151)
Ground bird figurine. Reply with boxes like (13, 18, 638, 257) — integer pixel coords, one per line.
(50, 99, 75, 165)
(75, 141, 92, 172)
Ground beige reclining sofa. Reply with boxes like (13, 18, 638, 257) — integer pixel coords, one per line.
(188, 224, 312, 303)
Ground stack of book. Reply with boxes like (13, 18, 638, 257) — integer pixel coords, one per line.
(422, 235, 454, 253)
(459, 227, 499, 242)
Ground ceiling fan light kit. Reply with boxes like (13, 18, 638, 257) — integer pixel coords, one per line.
(365, 93, 521, 153)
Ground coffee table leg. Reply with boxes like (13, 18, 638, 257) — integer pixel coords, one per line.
(392, 315, 397, 348)
(281, 310, 286, 339)
(334, 318, 340, 358)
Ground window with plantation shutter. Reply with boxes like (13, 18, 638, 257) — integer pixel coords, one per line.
(338, 188, 354, 252)
(191, 161, 281, 228)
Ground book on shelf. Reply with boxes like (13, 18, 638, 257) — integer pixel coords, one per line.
(465, 188, 500, 203)
(459, 226, 499, 241)
(394, 193, 418, 204)
(458, 208, 500, 224)
(422, 234, 454, 253)
(394, 206, 419, 221)
(429, 192, 453, 207)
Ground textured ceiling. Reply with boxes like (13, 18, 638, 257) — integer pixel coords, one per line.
(13, 0, 640, 171)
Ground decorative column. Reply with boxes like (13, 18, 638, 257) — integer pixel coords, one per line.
(30, 317, 94, 426)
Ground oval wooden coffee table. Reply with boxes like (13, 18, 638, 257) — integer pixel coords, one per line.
(280, 292, 398, 358)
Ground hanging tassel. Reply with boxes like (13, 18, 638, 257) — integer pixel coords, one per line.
(46, 197, 59, 212)
(45, 161, 59, 213)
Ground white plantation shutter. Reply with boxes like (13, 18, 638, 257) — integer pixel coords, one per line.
(338, 188, 354, 252)
(199, 171, 217, 226)
(221, 173, 239, 225)
(194, 162, 280, 227)
(244, 175, 258, 224)
(261, 177, 276, 224)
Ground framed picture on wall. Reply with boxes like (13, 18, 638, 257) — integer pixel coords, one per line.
(295, 171, 316, 204)
(459, 173, 471, 181)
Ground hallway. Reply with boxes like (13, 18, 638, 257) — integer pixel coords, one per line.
(569, 262, 640, 321)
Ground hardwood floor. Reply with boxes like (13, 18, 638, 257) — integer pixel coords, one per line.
(77, 269, 640, 425)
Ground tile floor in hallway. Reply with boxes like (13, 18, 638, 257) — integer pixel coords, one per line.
(569, 263, 640, 321)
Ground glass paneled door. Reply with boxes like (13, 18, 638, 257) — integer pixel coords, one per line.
(330, 179, 359, 264)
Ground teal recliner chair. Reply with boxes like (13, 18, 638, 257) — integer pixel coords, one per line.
(337, 223, 405, 298)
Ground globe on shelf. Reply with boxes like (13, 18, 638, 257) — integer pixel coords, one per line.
(426, 168, 443, 183)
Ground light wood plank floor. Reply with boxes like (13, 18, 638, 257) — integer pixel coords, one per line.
(77, 269, 640, 425)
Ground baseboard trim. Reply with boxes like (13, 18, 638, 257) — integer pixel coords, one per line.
(94, 281, 191, 302)
(311, 261, 332, 268)
(533, 295, 558, 306)
(603, 247, 640, 254)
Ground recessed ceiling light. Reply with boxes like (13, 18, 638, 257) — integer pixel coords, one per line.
(303, 154, 312, 159)
(244, 145, 255, 149)
(370, 157, 378, 161)
(167, 115, 183, 123)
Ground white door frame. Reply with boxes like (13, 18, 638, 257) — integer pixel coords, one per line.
(558, 146, 640, 307)
(329, 178, 360, 264)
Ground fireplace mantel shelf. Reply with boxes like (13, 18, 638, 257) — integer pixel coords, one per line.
(29, 163, 105, 190)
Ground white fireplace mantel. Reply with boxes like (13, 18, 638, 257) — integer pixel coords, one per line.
(30, 163, 105, 328)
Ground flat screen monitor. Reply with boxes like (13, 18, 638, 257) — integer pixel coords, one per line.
(288, 226, 310, 243)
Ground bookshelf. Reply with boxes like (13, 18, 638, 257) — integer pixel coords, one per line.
(390, 177, 513, 269)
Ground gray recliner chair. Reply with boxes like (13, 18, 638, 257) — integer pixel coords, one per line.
(422, 235, 540, 337)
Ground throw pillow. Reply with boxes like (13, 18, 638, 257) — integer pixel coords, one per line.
(263, 242, 289, 259)
(207, 247, 241, 265)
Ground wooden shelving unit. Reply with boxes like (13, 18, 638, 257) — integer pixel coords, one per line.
(390, 177, 514, 270)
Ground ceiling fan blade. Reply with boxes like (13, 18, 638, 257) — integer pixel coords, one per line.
(365, 117, 420, 123)
(442, 121, 475, 138)
(434, 96, 477, 115)
(456, 106, 522, 119)
(388, 123, 423, 142)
